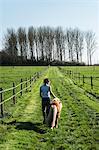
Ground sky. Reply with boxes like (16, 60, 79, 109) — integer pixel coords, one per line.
(0, 0, 99, 64)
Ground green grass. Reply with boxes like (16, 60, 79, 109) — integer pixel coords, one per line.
(0, 66, 46, 89)
(59, 66, 99, 97)
(0, 66, 99, 150)
(0, 66, 47, 119)
(60, 66, 99, 76)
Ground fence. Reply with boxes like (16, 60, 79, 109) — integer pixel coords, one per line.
(0, 72, 41, 117)
(65, 70, 99, 89)
(58, 68, 99, 97)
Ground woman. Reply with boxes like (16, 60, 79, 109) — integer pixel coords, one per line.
(40, 78, 56, 124)
(46, 97, 62, 129)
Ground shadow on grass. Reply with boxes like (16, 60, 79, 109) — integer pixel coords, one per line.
(6, 121, 46, 134)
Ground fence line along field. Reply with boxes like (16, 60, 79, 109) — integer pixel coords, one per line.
(59, 66, 99, 98)
(0, 66, 46, 119)
(0, 66, 99, 150)
(0, 66, 46, 89)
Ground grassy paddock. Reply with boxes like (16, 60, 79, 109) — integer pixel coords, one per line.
(0, 66, 46, 89)
(0, 66, 46, 117)
(60, 66, 99, 97)
(61, 66, 99, 76)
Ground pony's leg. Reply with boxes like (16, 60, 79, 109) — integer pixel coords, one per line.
(55, 114, 58, 128)
(51, 106, 57, 128)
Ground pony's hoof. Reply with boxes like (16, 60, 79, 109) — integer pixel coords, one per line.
(51, 127, 53, 130)
(55, 125, 58, 128)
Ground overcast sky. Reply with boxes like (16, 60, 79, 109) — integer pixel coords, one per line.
(0, 0, 99, 63)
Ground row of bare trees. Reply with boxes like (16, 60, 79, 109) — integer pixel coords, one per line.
(2, 26, 97, 65)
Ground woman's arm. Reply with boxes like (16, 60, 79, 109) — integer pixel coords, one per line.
(40, 87, 42, 97)
(50, 86, 56, 98)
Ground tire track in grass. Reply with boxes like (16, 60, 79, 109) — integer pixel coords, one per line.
(40, 67, 92, 149)
(45, 67, 98, 149)
(57, 68, 99, 150)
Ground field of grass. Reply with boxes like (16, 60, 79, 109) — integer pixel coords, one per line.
(0, 66, 99, 150)
(0, 66, 46, 89)
(60, 66, 99, 76)
(59, 66, 99, 98)
(0, 66, 46, 119)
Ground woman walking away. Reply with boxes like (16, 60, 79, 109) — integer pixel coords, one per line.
(40, 78, 56, 124)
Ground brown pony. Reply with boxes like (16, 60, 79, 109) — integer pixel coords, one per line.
(46, 98, 62, 129)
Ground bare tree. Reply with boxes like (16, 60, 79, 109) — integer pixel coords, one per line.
(38, 27, 45, 61)
(44, 27, 54, 62)
(85, 31, 97, 65)
(55, 28, 60, 60)
(55, 27, 65, 61)
(60, 29, 66, 62)
(35, 29, 39, 61)
(4, 28, 18, 63)
(23, 30, 28, 60)
(73, 28, 84, 63)
(61, 32, 66, 61)
(17, 27, 27, 60)
(66, 28, 75, 62)
(79, 32, 83, 63)
(28, 27, 36, 61)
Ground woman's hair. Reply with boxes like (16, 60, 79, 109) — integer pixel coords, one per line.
(43, 78, 49, 84)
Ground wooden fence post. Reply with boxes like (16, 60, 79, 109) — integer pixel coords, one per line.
(32, 76, 33, 82)
(69, 70, 71, 76)
(73, 72, 74, 79)
(79, 73, 80, 83)
(0, 88, 4, 117)
(91, 76, 93, 89)
(20, 79, 23, 96)
(75, 72, 77, 80)
(68, 70, 69, 76)
(34, 73, 36, 82)
(30, 76, 31, 91)
(67, 70, 68, 75)
(72, 71, 73, 79)
(37, 72, 39, 78)
(26, 78, 28, 92)
(83, 75, 84, 86)
(32, 76, 34, 82)
(13, 83, 16, 104)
